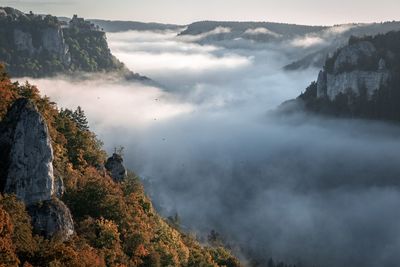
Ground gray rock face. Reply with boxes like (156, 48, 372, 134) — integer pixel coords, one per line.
(326, 70, 389, 100)
(41, 28, 71, 64)
(333, 41, 376, 73)
(105, 153, 127, 182)
(316, 41, 390, 100)
(0, 98, 74, 240)
(12, 27, 70, 65)
(28, 198, 74, 241)
(13, 29, 35, 54)
(0, 98, 55, 205)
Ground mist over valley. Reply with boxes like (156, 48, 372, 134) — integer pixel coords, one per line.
(20, 24, 400, 266)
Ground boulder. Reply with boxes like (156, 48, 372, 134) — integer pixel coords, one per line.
(28, 198, 74, 241)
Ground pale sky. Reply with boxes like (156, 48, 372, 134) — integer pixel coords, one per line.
(1, 0, 399, 25)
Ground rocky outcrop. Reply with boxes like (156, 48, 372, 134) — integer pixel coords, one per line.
(13, 29, 35, 54)
(105, 153, 127, 182)
(0, 98, 55, 205)
(41, 28, 71, 64)
(13, 27, 70, 65)
(28, 198, 74, 241)
(326, 70, 389, 100)
(332, 41, 376, 73)
(316, 41, 390, 100)
(0, 98, 74, 240)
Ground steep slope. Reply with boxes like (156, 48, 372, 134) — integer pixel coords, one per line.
(285, 31, 400, 121)
(0, 65, 241, 267)
(0, 7, 145, 79)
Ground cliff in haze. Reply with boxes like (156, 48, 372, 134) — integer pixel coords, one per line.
(0, 8, 144, 79)
(284, 21, 400, 70)
(178, 21, 326, 43)
(285, 30, 400, 121)
(0, 65, 241, 267)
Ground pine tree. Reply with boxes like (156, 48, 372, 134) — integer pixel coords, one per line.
(72, 106, 89, 131)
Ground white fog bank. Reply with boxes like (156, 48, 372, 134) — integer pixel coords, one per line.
(16, 29, 400, 267)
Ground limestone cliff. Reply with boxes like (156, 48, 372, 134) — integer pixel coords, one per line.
(316, 41, 390, 100)
(0, 98, 74, 240)
(289, 30, 400, 122)
(13, 27, 70, 62)
(0, 7, 139, 78)
(0, 98, 55, 205)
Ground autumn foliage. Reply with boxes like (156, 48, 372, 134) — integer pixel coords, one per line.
(0, 64, 241, 267)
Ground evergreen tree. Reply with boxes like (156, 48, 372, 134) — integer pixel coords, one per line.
(72, 106, 89, 131)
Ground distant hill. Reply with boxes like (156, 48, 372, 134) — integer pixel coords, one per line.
(88, 19, 183, 32)
(0, 7, 146, 79)
(178, 20, 327, 43)
(284, 21, 400, 70)
(282, 30, 400, 122)
(176, 20, 400, 70)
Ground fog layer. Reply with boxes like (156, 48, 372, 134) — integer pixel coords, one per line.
(23, 29, 400, 267)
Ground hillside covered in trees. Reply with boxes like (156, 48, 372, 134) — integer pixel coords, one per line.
(0, 7, 143, 79)
(286, 30, 400, 122)
(0, 64, 241, 267)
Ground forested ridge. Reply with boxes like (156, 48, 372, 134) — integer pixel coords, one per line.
(0, 8, 132, 78)
(297, 31, 400, 122)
